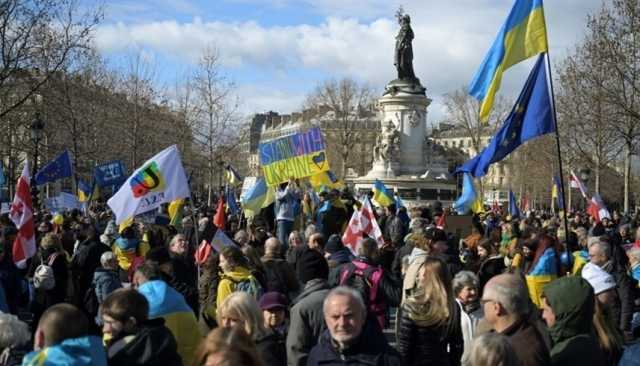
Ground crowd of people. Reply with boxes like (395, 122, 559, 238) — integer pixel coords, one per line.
(1, 180, 640, 365)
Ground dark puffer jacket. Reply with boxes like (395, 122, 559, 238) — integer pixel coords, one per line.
(256, 329, 286, 366)
(396, 300, 463, 366)
(307, 320, 400, 366)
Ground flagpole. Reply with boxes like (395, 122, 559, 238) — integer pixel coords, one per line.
(544, 52, 570, 240)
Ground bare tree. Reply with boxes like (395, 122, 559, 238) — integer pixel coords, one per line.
(441, 87, 510, 156)
(191, 46, 240, 204)
(594, 0, 640, 212)
(304, 78, 376, 179)
(0, 0, 102, 119)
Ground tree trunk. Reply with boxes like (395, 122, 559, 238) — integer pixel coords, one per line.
(624, 142, 631, 213)
(594, 162, 600, 195)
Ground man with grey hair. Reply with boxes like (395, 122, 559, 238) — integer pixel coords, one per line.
(588, 238, 634, 335)
(307, 286, 400, 365)
(482, 274, 550, 366)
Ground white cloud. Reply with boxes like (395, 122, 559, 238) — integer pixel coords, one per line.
(95, 0, 604, 122)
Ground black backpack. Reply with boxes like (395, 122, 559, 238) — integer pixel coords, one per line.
(83, 284, 99, 317)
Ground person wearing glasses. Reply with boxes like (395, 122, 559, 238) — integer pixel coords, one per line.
(481, 274, 551, 366)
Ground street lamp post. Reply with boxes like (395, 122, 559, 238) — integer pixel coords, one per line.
(30, 112, 45, 210)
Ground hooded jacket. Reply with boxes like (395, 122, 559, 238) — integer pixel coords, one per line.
(138, 280, 200, 366)
(22, 336, 107, 366)
(542, 276, 605, 366)
(286, 279, 331, 366)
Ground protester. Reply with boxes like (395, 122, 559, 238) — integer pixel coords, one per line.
(168, 234, 197, 289)
(0, 313, 31, 365)
(28, 233, 68, 323)
(337, 237, 401, 329)
(286, 248, 331, 366)
(306, 232, 325, 255)
(476, 238, 505, 293)
(275, 179, 300, 250)
(71, 225, 110, 306)
(217, 245, 263, 315)
(541, 276, 605, 366)
(481, 273, 551, 366)
(134, 262, 201, 366)
(146, 246, 199, 314)
(23, 303, 107, 365)
(397, 257, 463, 366)
(259, 292, 289, 338)
(93, 251, 122, 304)
(199, 253, 220, 330)
(261, 238, 299, 297)
(462, 333, 519, 366)
(112, 225, 150, 282)
(307, 286, 400, 365)
(324, 234, 353, 273)
(588, 239, 634, 334)
(453, 271, 483, 355)
(101, 288, 182, 366)
(194, 327, 263, 366)
(581, 262, 624, 365)
(217, 292, 286, 366)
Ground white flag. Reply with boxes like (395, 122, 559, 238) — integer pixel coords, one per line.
(108, 145, 190, 224)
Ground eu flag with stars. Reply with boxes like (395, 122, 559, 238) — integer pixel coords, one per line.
(456, 54, 555, 177)
(34, 150, 72, 186)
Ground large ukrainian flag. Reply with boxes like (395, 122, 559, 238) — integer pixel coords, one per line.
(469, 0, 548, 121)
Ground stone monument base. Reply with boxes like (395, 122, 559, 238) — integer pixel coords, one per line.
(348, 175, 457, 208)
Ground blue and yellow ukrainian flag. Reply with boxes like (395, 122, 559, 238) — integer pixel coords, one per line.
(240, 177, 275, 218)
(77, 179, 92, 202)
(551, 175, 564, 211)
(225, 164, 242, 185)
(309, 170, 344, 192)
(526, 246, 558, 307)
(138, 280, 200, 366)
(469, 0, 548, 121)
(372, 179, 394, 207)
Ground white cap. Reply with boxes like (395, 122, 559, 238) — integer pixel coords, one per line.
(581, 262, 616, 295)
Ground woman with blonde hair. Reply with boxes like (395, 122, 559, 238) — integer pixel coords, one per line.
(194, 326, 263, 366)
(397, 257, 463, 366)
(216, 292, 285, 366)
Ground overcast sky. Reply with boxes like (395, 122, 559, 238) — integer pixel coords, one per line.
(93, 0, 606, 123)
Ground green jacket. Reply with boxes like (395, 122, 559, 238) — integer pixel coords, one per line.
(542, 276, 604, 366)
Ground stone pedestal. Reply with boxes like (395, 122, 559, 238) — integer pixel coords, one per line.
(353, 78, 457, 207)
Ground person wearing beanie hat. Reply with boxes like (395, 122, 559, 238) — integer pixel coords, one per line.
(287, 248, 331, 366)
(325, 234, 354, 284)
(259, 292, 288, 337)
(296, 248, 329, 285)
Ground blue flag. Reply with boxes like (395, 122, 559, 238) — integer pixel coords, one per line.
(225, 186, 240, 215)
(34, 150, 72, 186)
(456, 54, 555, 177)
(509, 190, 521, 219)
(453, 173, 478, 215)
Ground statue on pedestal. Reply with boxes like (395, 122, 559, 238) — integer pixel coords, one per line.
(375, 121, 400, 165)
(394, 10, 416, 81)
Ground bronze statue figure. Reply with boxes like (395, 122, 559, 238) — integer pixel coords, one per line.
(394, 14, 416, 80)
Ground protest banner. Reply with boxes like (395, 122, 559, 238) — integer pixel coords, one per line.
(94, 160, 126, 187)
(258, 127, 330, 186)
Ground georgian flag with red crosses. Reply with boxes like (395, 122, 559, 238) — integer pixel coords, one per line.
(342, 197, 384, 253)
(9, 162, 36, 268)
